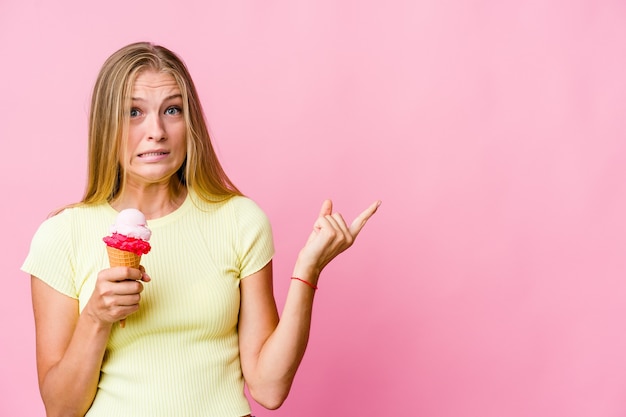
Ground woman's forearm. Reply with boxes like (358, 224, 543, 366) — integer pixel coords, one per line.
(40, 311, 112, 417)
(248, 266, 318, 409)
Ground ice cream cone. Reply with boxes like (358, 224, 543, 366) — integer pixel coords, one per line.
(103, 209, 152, 329)
(106, 246, 142, 328)
(106, 246, 142, 269)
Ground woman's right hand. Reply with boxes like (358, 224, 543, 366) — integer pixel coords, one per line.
(85, 266, 151, 326)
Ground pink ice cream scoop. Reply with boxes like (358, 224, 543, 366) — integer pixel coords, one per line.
(103, 208, 152, 256)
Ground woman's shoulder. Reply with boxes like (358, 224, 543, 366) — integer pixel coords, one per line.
(36, 203, 112, 233)
(223, 195, 270, 221)
(25, 203, 105, 258)
(49, 202, 112, 221)
(188, 192, 270, 230)
(189, 190, 265, 213)
(226, 194, 263, 209)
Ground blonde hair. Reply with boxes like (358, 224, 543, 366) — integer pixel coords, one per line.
(82, 41, 241, 205)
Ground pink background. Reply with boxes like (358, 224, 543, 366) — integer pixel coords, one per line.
(2, 1, 626, 416)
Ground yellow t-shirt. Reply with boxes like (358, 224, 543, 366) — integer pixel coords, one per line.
(22, 192, 274, 417)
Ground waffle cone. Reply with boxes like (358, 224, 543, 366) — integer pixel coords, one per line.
(106, 246, 142, 268)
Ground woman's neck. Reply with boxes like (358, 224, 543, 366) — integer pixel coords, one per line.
(110, 182, 187, 220)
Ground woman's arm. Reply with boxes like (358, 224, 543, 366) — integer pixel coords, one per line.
(239, 199, 380, 409)
(238, 261, 316, 409)
(31, 266, 149, 417)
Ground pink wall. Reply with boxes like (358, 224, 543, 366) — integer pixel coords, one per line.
(2, 1, 626, 416)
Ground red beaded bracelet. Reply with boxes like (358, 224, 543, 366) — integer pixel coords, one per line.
(291, 277, 318, 290)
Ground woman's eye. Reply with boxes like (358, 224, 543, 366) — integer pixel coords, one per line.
(165, 106, 182, 116)
(130, 108, 141, 117)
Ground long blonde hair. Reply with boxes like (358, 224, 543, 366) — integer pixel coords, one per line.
(82, 42, 241, 205)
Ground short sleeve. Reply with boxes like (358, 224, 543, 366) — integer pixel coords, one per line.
(21, 210, 78, 299)
(233, 197, 275, 279)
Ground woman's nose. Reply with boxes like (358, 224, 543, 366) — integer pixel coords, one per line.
(146, 113, 166, 141)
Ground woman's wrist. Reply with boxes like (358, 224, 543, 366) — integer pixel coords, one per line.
(291, 277, 318, 290)
(293, 249, 322, 280)
(291, 262, 320, 287)
(83, 302, 115, 332)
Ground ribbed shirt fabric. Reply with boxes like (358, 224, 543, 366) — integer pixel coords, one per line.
(22, 191, 274, 417)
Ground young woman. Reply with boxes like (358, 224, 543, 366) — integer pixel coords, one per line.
(22, 42, 380, 417)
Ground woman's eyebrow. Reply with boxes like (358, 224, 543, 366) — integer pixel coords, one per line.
(131, 94, 182, 101)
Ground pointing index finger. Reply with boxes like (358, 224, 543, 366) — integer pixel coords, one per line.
(349, 200, 381, 237)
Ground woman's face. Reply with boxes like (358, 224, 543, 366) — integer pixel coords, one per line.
(122, 70, 187, 188)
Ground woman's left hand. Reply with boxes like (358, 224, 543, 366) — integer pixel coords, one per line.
(294, 199, 381, 280)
